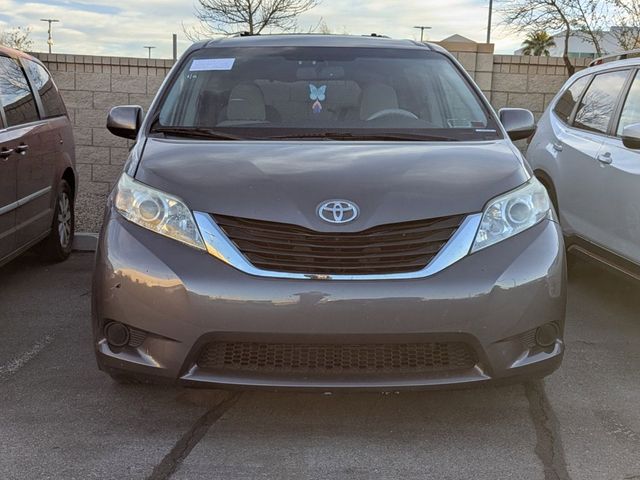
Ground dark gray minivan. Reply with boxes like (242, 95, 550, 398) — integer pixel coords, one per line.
(0, 46, 76, 266)
(94, 35, 566, 390)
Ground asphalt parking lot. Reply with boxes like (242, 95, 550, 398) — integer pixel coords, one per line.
(0, 252, 638, 480)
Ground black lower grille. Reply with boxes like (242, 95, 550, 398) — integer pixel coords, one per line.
(197, 341, 477, 375)
(128, 327, 147, 348)
(213, 213, 464, 275)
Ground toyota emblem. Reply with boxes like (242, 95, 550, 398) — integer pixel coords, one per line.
(317, 200, 359, 224)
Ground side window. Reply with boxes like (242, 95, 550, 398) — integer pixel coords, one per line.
(617, 71, 640, 136)
(553, 75, 591, 123)
(23, 59, 66, 118)
(0, 56, 39, 127)
(574, 70, 629, 135)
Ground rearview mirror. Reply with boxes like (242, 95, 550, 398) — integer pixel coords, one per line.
(499, 108, 536, 142)
(107, 105, 143, 140)
(621, 123, 640, 150)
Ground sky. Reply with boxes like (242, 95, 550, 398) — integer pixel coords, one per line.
(0, 0, 524, 58)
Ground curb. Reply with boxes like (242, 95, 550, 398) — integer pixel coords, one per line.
(72, 232, 99, 252)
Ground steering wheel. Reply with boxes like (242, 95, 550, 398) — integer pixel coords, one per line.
(366, 109, 419, 121)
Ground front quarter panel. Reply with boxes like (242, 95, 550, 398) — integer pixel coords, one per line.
(527, 110, 558, 181)
(526, 110, 573, 228)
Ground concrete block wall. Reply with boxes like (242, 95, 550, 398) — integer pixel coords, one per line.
(490, 54, 591, 119)
(32, 53, 173, 232)
(32, 49, 591, 233)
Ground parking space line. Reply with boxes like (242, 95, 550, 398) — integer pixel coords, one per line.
(525, 381, 572, 480)
(0, 335, 54, 380)
(147, 392, 242, 480)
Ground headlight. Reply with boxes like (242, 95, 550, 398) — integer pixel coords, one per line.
(114, 173, 205, 250)
(471, 177, 551, 253)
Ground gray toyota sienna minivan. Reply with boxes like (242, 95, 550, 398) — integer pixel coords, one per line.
(1, 46, 76, 267)
(93, 35, 566, 389)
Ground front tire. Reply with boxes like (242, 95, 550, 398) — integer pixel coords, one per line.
(40, 179, 74, 262)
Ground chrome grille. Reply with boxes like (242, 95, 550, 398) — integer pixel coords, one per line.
(212, 214, 464, 275)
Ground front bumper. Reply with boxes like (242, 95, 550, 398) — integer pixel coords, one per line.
(92, 208, 566, 391)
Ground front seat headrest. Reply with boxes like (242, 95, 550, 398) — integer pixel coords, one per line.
(227, 84, 266, 121)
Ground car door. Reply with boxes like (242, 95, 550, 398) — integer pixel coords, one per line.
(0, 55, 52, 255)
(554, 69, 632, 246)
(14, 57, 59, 247)
(0, 102, 18, 261)
(595, 69, 640, 264)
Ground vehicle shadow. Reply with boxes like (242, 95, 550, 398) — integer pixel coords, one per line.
(168, 383, 542, 479)
(567, 252, 640, 310)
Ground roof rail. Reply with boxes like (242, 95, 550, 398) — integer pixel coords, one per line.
(589, 49, 640, 67)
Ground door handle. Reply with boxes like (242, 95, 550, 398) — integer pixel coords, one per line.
(14, 144, 29, 155)
(0, 148, 14, 160)
(597, 152, 613, 165)
(552, 142, 563, 152)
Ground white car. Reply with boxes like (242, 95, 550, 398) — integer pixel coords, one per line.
(527, 50, 640, 280)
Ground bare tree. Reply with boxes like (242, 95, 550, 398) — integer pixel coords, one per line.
(316, 18, 332, 35)
(611, 0, 640, 50)
(306, 17, 348, 35)
(498, 0, 608, 76)
(0, 26, 34, 51)
(498, 0, 575, 75)
(185, 0, 320, 38)
(572, 0, 608, 56)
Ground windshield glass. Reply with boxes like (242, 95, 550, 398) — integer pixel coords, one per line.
(156, 46, 499, 141)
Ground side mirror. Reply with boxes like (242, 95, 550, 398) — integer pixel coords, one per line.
(499, 108, 536, 142)
(621, 123, 640, 150)
(107, 105, 143, 140)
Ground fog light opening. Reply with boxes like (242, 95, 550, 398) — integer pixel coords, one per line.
(105, 322, 130, 348)
(535, 323, 559, 348)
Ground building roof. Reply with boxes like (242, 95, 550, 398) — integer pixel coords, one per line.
(440, 34, 477, 44)
(515, 29, 625, 56)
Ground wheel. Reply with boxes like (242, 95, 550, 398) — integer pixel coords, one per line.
(39, 179, 74, 262)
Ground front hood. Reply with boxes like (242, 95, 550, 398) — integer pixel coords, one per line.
(135, 139, 527, 231)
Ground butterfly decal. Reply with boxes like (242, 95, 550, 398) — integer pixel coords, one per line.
(309, 84, 327, 102)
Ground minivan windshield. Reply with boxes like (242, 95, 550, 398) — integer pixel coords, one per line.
(155, 46, 500, 141)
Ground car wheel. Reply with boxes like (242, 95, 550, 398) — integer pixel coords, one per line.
(40, 179, 74, 262)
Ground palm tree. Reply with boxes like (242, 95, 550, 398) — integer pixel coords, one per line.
(521, 31, 556, 56)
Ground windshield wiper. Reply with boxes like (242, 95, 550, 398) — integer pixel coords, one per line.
(264, 132, 459, 142)
(151, 128, 461, 142)
(150, 126, 244, 140)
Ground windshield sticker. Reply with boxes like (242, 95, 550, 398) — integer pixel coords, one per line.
(309, 84, 327, 101)
(447, 119, 473, 128)
(309, 84, 326, 114)
(190, 58, 235, 72)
